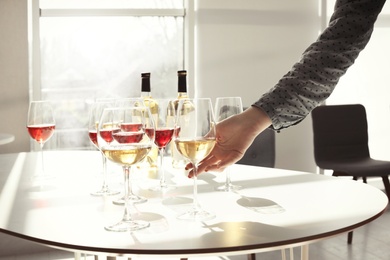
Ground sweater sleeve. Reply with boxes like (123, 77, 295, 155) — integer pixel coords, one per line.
(253, 0, 386, 131)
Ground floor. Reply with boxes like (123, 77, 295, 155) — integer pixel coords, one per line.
(1, 179, 389, 260)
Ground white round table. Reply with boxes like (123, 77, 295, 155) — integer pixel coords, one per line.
(0, 151, 387, 260)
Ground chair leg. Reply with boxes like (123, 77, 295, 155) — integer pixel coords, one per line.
(247, 253, 256, 260)
(381, 176, 390, 201)
(347, 231, 353, 244)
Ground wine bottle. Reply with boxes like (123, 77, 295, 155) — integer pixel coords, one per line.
(141, 72, 158, 114)
(138, 72, 158, 177)
(171, 70, 191, 169)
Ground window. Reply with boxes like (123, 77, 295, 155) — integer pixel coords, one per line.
(29, 0, 186, 150)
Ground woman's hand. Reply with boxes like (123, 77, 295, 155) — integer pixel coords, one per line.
(186, 106, 272, 177)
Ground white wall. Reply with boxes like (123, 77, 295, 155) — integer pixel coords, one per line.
(195, 0, 320, 172)
(0, 0, 30, 154)
(0, 0, 319, 173)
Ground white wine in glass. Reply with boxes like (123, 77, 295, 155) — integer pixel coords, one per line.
(174, 98, 216, 221)
(26, 100, 56, 180)
(113, 97, 149, 204)
(214, 97, 243, 192)
(98, 106, 155, 232)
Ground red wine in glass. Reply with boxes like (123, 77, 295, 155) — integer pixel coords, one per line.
(113, 132, 144, 144)
(88, 130, 98, 147)
(27, 124, 55, 144)
(99, 128, 120, 143)
(146, 127, 174, 148)
(121, 123, 143, 132)
(174, 126, 181, 138)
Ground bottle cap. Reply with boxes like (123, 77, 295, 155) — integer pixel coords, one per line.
(177, 70, 187, 76)
(141, 72, 151, 78)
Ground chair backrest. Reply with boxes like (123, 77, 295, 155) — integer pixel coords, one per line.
(236, 128, 275, 168)
(311, 104, 370, 168)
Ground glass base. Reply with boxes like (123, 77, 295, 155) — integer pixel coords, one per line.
(113, 194, 147, 205)
(177, 208, 215, 221)
(104, 219, 150, 232)
(215, 183, 242, 192)
(90, 187, 120, 196)
(149, 183, 176, 192)
(31, 173, 55, 182)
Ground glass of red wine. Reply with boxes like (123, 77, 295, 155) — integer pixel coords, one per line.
(88, 100, 120, 196)
(98, 106, 155, 232)
(145, 99, 176, 191)
(27, 100, 56, 180)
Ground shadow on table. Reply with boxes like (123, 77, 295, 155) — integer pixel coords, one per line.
(200, 221, 296, 248)
(133, 211, 169, 234)
(236, 195, 286, 214)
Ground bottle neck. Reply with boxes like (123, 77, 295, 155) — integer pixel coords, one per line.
(177, 70, 187, 94)
(178, 77, 187, 93)
(177, 92, 188, 99)
(141, 91, 152, 98)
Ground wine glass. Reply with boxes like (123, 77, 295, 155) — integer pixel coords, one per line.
(113, 98, 149, 204)
(174, 98, 216, 221)
(88, 100, 120, 196)
(214, 97, 243, 192)
(26, 101, 56, 179)
(97, 106, 155, 232)
(147, 99, 176, 191)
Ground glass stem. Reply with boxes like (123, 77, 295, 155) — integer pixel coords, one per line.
(192, 165, 200, 212)
(128, 167, 135, 196)
(101, 152, 108, 191)
(122, 166, 132, 222)
(159, 147, 166, 187)
(225, 167, 231, 188)
(40, 143, 45, 176)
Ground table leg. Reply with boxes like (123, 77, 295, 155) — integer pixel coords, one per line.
(74, 252, 81, 260)
(247, 253, 256, 260)
(281, 249, 286, 260)
(290, 248, 294, 260)
(301, 245, 309, 260)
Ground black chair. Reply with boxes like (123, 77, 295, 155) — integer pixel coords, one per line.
(237, 128, 275, 168)
(311, 104, 390, 243)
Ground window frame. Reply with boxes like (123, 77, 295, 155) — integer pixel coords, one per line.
(28, 0, 194, 101)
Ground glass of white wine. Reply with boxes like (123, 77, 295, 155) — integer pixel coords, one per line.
(214, 97, 243, 192)
(97, 106, 155, 232)
(113, 98, 149, 205)
(174, 98, 216, 221)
